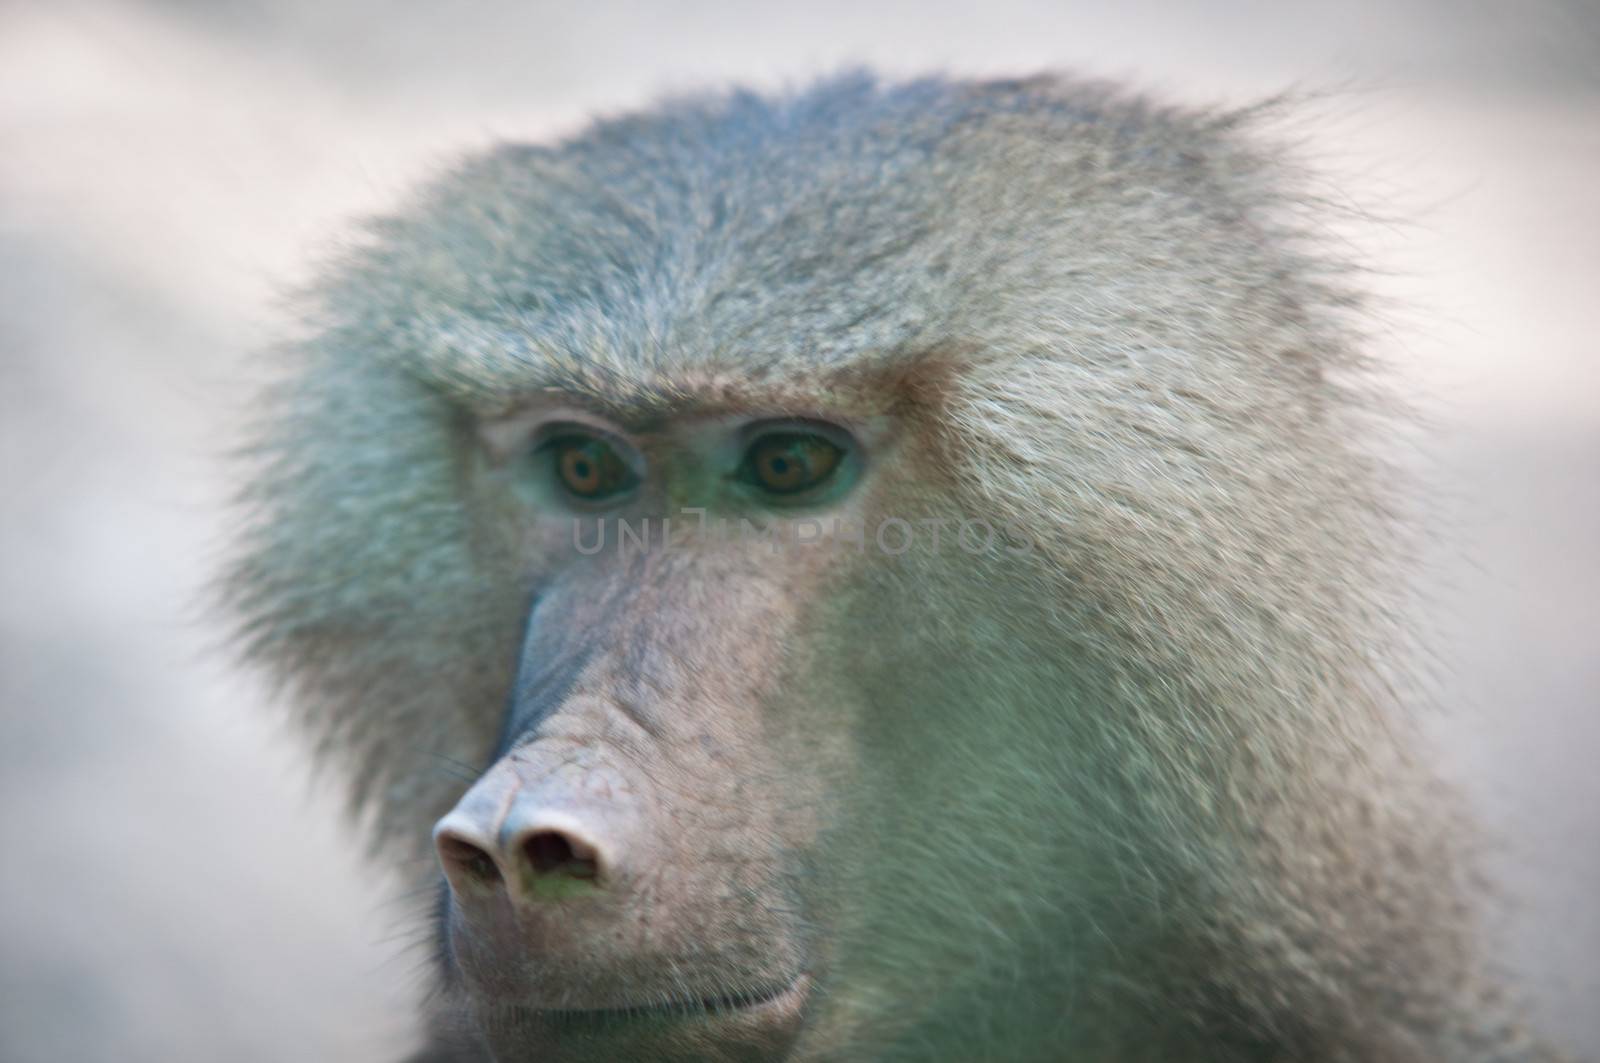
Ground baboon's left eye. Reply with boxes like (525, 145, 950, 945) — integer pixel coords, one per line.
(738, 431, 844, 496)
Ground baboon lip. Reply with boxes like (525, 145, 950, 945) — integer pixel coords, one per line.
(513, 973, 809, 1028)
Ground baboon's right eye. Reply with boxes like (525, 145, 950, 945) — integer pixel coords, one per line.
(541, 434, 639, 503)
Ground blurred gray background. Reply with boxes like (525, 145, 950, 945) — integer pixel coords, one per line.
(1, 1, 1596, 1060)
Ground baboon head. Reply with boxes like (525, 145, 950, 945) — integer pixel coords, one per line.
(230, 73, 1544, 1062)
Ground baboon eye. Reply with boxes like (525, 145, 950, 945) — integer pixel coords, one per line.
(738, 431, 845, 497)
(545, 434, 638, 501)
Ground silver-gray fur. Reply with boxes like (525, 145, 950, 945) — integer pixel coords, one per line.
(226, 71, 1555, 1061)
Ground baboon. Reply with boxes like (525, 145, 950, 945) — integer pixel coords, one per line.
(228, 72, 1556, 1061)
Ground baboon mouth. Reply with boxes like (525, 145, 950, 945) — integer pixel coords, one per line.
(514, 974, 809, 1030)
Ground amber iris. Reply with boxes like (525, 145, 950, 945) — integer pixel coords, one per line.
(740, 432, 844, 496)
(551, 436, 636, 500)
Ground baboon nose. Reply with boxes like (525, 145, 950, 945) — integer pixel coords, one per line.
(519, 828, 600, 880)
(434, 805, 611, 902)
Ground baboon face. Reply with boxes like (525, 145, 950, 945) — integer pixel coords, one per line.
(432, 389, 1052, 1061)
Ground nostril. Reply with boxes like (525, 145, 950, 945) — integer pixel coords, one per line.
(438, 834, 502, 888)
(522, 829, 599, 881)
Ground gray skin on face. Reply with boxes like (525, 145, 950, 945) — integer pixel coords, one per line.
(227, 72, 1560, 1061)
